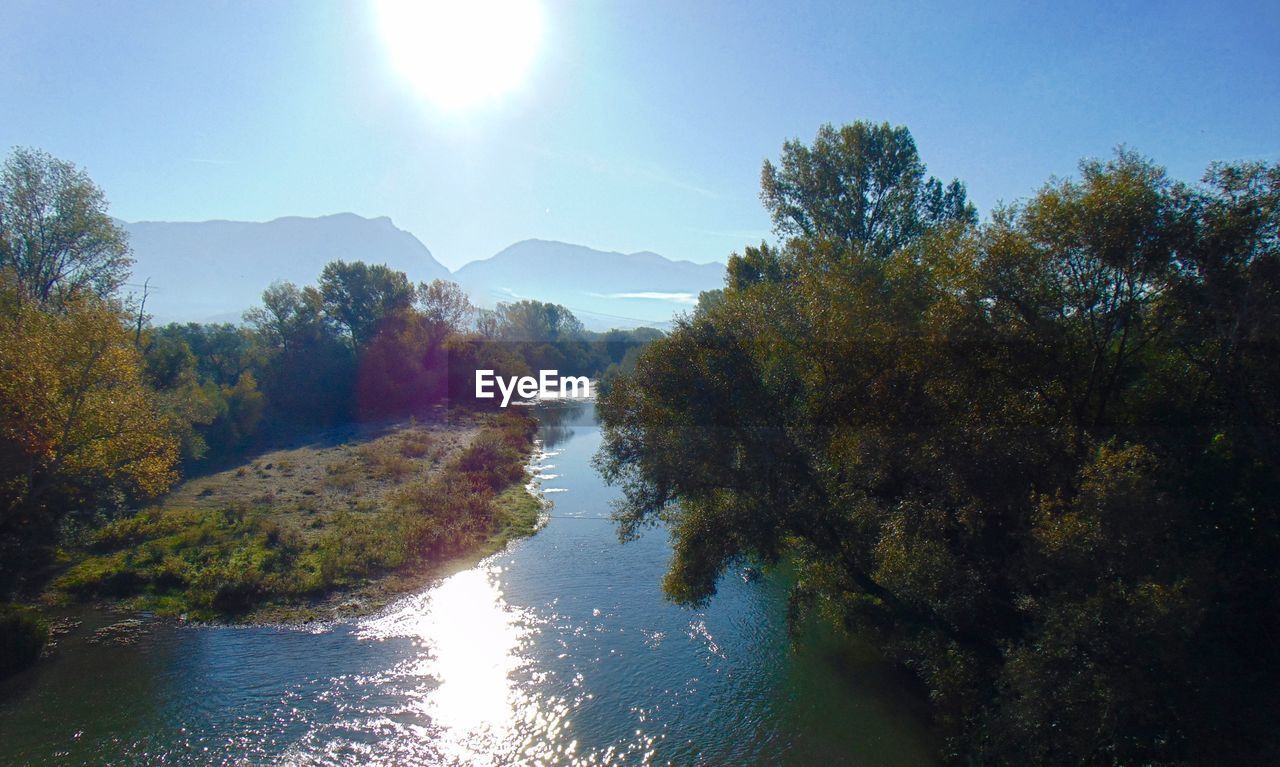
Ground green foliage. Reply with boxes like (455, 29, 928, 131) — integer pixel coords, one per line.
(354, 310, 450, 419)
(244, 280, 355, 430)
(417, 278, 475, 333)
(599, 128, 1280, 764)
(318, 260, 416, 348)
(760, 121, 976, 258)
(0, 282, 180, 592)
(0, 147, 132, 307)
(142, 324, 267, 463)
(0, 603, 49, 677)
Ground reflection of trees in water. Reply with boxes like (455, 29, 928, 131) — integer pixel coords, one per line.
(530, 399, 593, 429)
(531, 399, 594, 449)
(538, 425, 575, 449)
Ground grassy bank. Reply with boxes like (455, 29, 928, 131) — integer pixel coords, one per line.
(46, 410, 543, 622)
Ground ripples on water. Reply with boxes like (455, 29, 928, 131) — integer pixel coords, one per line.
(0, 401, 935, 766)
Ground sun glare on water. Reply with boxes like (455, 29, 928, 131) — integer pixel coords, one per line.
(375, 0, 545, 112)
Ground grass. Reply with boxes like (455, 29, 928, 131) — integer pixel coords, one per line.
(49, 410, 543, 621)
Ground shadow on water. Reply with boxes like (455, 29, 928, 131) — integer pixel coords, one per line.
(0, 399, 935, 766)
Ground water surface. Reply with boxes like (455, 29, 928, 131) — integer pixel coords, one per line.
(0, 401, 934, 766)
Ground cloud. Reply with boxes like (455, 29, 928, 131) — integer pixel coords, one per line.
(594, 291, 699, 305)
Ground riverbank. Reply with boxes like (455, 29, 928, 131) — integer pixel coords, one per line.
(42, 409, 544, 624)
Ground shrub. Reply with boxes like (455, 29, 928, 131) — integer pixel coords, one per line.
(457, 432, 525, 491)
(399, 430, 434, 458)
(0, 604, 49, 676)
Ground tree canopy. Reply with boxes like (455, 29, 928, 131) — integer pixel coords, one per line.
(0, 147, 132, 307)
(318, 260, 416, 347)
(0, 282, 179, 588)
(598, 125, 1280, 764)
(760, 121, 976, 258)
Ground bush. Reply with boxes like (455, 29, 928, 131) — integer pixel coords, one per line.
(457, 432, 526, 491)
(0, 604, 49, 677)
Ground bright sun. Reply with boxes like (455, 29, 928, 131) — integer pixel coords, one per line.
(375, 0, 544, 112)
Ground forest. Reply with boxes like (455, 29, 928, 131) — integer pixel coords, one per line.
(597, 121, 1280, 764)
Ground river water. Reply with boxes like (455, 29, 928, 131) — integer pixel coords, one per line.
(0, 401, 934, 766)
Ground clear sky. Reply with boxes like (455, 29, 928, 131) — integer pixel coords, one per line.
(2, 0, 1277, 271)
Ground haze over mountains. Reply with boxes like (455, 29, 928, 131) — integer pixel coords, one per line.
(123, 214, 726, 330)
(454, 239, 725, 329)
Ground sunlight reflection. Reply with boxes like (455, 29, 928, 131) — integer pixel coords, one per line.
(361, 566, 537, 764)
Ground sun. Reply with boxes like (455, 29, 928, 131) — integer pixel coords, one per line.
(375, 0, 544, 112)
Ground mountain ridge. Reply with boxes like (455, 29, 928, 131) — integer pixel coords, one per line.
(121, 214, 727, 329)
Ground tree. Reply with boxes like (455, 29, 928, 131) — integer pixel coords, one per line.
(760, 122, 975, 258)
(417, 279, 475, 333)
(318, 260, 415, 348)
(142, 324, 267, 462)
(245, 281, 354, 429)
(0, 147, 132, 308)
(355, 312, 449, 418)
(0, 281, 179, 589)
(244, 281, 329, 350)
(494, 299, 585, 343)
(598, 142, 1280, 764)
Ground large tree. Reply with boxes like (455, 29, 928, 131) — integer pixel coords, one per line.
(598, 137, 1280, 763)
(0, 282, 179, 589)
(416, 279, 475, 334)
(0, 147, 132, 308)
(318, 260, 415, 348)
(244, 281, 355, 429)
(760, 121, 975, 258)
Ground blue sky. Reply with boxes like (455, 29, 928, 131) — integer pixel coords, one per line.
(2, 0, 1277, 271)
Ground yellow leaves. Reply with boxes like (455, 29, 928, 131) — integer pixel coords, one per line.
(1032, 442, 1162, 566)
(0, 288, 179, 516)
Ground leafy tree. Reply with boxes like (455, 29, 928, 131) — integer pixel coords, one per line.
(725, 242, 788, 290)
(0, 281, 178, 589)
(760, 121, 975, 258)
(318, 260, 415, 347)
(142, 324, 266, 462)
(417, 279, 475, 333)
(0, 147, 132, 307)
(495, 299, 586, 342)
(172, 323, 265, 385)
(598, 139, 1280, 764)
(355, 311, 449, 418)
(692, 288, 724, 318)
(245, 281, 354, 430)
(243, 281, 330, 350)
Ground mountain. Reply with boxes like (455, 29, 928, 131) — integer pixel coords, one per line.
(122, 213, 450, 324)
(454, 239, 725, 330)
(121, 216, 725, 331)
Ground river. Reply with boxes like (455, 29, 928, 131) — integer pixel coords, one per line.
(0, 400, 935, 766)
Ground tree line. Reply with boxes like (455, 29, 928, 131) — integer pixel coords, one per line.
(597, 122, 1280, 764)
(0, 146, 658, 600)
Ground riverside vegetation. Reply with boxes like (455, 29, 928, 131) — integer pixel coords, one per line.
(0, 146, 657, 671)
(50, 410, 541, 622)
(598, 122, 1280, 764)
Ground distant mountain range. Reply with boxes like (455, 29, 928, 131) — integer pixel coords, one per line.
(121, 214, 725, 330)
(454, 239, 724, 329)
